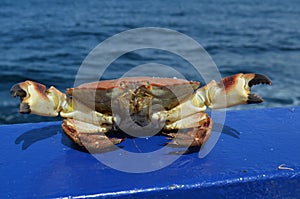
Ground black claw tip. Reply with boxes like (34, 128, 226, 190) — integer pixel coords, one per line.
(20, 102, 31, 114)
(247, 93, 263, 104)
(248, 74, 272, 87)
(10, 84, 27, 98)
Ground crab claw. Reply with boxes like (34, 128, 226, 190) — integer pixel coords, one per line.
(245, 74, 272, 104)
(205, 73, 271, 109)
(242, 73, 271, 104)
(10, 84, 27, 98)
(10, 81, 66, 116)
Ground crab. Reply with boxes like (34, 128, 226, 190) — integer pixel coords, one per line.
(10, 73, 271, 152)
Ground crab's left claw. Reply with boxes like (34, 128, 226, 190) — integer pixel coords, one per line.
(205, 73, 271, 109)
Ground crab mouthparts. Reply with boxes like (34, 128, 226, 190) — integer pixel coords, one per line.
(247, 74, 272, 104)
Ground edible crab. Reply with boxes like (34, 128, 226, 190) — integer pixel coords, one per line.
(10, 73, 271, 152)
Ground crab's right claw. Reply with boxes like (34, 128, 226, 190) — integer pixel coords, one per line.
(10, 81, 66, 117)
(206, 73, 271, 109)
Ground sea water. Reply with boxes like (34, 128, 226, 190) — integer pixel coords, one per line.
(1, 0, 300, 124)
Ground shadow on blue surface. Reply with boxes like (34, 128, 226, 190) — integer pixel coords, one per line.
(15, 124, 60, 150)
(13, 122, 241, 155)
(14, 124, 87, 152)
(215, 123, 240, 139)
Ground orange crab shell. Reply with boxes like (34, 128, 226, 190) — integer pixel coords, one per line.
(66, 77, 200, 114)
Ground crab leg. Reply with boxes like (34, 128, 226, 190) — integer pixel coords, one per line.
(164, 112, 209, 130)
(164, 113, 212, 147)
(10, 81, 113, 125)
(62, 118, 123, 152)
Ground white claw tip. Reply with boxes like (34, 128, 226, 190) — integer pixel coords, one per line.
(277, 164, 294, 171)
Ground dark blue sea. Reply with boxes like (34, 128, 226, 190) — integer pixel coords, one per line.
(1, 0, 300, 124)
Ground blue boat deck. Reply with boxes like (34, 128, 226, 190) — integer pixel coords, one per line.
(1, 107, 300, 198)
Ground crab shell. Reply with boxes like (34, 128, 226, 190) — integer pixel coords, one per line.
(66, 77, 200, 114)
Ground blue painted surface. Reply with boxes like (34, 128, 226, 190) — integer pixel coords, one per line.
(1, 107, 300, 198)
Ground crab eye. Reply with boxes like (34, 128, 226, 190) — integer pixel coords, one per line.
(119, 81, 126, 88)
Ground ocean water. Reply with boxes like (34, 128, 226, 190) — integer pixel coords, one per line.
(1, 0, 300, 124)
